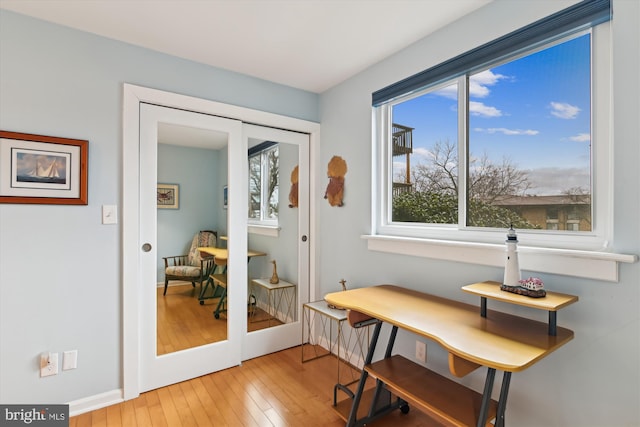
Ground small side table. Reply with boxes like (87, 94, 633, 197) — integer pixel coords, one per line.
(250, 278, 296, 326)
(302, 300, 371, 386)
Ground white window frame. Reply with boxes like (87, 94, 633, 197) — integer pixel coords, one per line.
(248, 143, 279, 227)
(368, 21, 636, 282)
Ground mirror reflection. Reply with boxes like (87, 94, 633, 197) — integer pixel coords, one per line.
(246, 138, 299, 331)
(156, 123, 229, 356)
(155, 125, 299, 357)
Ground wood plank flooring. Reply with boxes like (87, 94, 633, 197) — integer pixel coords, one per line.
(70, 346, 440, 427)
(71, 283, 439, 426)
(158, 283, 281, 355)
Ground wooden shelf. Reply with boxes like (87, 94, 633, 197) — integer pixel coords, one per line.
(462, 280, 578, 336)
(333, 388, 377, 423)
(462, 281, 578, 311)
(365, 355, 497, 427)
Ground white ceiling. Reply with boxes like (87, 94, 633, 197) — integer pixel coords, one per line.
(0, 0, 491, 94)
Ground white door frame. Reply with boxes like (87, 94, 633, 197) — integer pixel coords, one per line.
(123, 84, 320, 400)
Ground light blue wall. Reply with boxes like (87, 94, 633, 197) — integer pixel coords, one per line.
(0, 10, 317, 405)
(1, 1, 638, 426)
(157, 143, 221, 282)
(317, 1, 639, 426)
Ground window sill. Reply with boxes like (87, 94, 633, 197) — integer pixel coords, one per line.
(248, 224, 280, 237)
(363, 234, 637, 282)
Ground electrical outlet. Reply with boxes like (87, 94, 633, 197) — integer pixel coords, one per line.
(40, 352, 58, 377)
(415, 341, 426, 363)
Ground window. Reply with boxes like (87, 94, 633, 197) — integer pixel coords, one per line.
(248, 141, 278, 224)
(373, 0, 611, 251)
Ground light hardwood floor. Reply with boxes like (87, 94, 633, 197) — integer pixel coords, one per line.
(70, 346, 439, 427)
(158, 283, 282, 354)
(71, 284, 437, 426)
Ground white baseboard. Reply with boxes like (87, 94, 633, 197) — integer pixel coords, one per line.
(68, 389, 123, 417)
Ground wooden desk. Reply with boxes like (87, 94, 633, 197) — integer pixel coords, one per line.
(197, 247, 266, 318)
(325, 284, 576, 427)
(197, 246, 266, 262)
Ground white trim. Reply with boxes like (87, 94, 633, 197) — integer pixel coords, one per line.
(122, 83, 320, 401)
(68, 389, 123, 417)
(363, 234, 637, 282)
(248, 224, 280, 237)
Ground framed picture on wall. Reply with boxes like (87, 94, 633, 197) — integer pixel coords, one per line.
(157, 183, 179, 209)
(223, 185, 228, 209)
(0, 130, 88, 205)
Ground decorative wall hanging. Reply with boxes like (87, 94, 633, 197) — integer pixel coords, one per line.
(0, 130, 88, 205)
(288, 165, 298, 208)
(324, 155, 347, 207)
(157, 183, 179, 209)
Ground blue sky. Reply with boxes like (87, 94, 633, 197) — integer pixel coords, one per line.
(393, 33, 591, 195)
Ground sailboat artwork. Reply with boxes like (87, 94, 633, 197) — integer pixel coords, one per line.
(16, 152, 67, 185)
(1, 131, 87, 204)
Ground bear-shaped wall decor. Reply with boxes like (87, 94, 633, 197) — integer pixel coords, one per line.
(324, 155, 347, 207)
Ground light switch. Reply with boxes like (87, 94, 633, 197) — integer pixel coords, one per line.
(102, 205, 117, 224)
(63, 350, 78, 370)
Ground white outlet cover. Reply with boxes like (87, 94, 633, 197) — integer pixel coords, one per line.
(40, 352, 58, 377)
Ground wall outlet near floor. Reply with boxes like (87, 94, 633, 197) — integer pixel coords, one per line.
(416, 341, 427, 363)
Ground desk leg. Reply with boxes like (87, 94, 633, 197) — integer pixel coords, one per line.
(367, 325, 401, 418)
(495, 371, 511, 427)
(477, 368, 496, 427)
(548, 311, 557, 336)
(346, 321, 382, 427)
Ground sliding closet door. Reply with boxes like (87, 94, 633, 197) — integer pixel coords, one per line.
(138, 103, 244, 392)
(241, 124, 309, 360)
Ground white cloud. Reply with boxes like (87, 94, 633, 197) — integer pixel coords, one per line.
(569, 133, 590, 142)
(525, 167, 590, 195)
(478, 127, 539, 136)
(469, 101, 502, 118)
(413, 147, 434, 160)
(433, 85, 457, 100)
(469, 70, 507, 98)
(550, 102, 581, 119)
(433, 70, 507, 100)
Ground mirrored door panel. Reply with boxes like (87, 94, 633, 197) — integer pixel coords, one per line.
(242, 124, 309, 360)
(156, 123, 230, 356)
(140, 103, 243, 393)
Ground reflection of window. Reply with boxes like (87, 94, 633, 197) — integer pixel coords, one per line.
(566, 221, 580, 231)
(546, 220, 559, 230)
(248, 142, 279, 223)
(373, 0, 611, 250)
